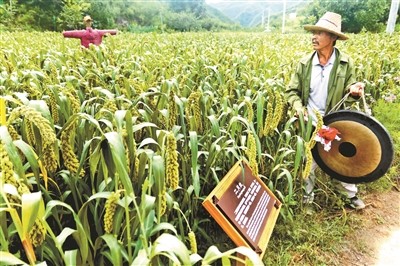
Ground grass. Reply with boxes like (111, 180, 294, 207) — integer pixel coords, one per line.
(263, 209, 358, 265)
(372, 100, 400, 179)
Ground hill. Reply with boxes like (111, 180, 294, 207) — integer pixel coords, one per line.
(205, 0, 310, 27)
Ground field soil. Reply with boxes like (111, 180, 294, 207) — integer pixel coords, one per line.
(334, 181, 400, 266)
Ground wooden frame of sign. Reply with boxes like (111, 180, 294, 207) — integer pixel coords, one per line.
(202, 160, 281, 259)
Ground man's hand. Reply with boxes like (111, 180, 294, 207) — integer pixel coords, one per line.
(349, 82, 365, 97)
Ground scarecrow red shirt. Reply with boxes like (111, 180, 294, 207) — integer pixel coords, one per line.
(63, 27, 117, 48)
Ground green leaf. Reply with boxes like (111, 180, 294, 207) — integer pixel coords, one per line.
(88, 137, 102, 188)
(6, 208, 23, 241)
(277, 169, 293, 198)
(0, 126, 25, 181)
(101, 234, 122, 266)
(65, 249, 79, 266)
(149, 222, 177, 237)
(104, 132, 133, 195)
(45, 200, 91, 264)
(151, 233, 190, 265)
(13, 140, 41, 185)
(131, 249, 150, 266)
(114, 110, 128, 132)
(189, 131, 200, 197)
(222, 256, 232, 265)
(207, 115, 221, 137)
(189, 253, 203, 265)
(132, 122, 158, 133)
(21, 192, 42, 236)
(293, 136, 304, 178)
(92, 87, 115, 99)
(202, 245, 263, 265)
(144, 210, 155, 238)
(0, 251, 28, 265)
(231, 246, 264, 265)
(56, 228, 76, 247)
(152, 155, 165, 221)
(77, 191, 112, 247)
(256, 91, 265, 136)
(202, 245, 223, 263)
(138, 137, 159, 149)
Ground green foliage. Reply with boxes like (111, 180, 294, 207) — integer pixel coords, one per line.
(0, 0, 240, 32)
(355, 0, 388, 32)
(1, 0, 399, 33)
(165, 11, 201, 32)
(301, 0, 392, 33)
(58, 0, 91, 30)
(372, 99, 400, 178)
(168, 0, 206, 18)
(264, 209, 355, 265)
(0, 0, 64, 31)
(0, 0, 18, 30)
(85, 1, 116, 29)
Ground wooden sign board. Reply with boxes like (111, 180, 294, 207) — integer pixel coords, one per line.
(202, 161, 281, 258)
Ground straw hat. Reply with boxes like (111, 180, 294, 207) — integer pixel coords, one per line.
(83, 15, 93, 22)
(304, 12, 348, 40)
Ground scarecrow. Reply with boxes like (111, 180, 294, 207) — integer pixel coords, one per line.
(63, 16, 117, 48)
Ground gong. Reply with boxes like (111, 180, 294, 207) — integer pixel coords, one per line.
(312, 110, 394, 184)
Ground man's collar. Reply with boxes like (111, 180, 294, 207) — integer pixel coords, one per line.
(312, 48, 336, 66)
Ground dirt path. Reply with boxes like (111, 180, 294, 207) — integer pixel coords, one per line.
(336, 185, 400, 266)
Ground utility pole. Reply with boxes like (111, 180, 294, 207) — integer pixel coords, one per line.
(160, 11, 164, 33)
(262, 8, 271, 32)
(282, 0, 286, 34)
(386, 0, 400, 34)
(262, 8, 265, 27)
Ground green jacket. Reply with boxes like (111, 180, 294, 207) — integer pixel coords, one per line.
(285, 48, 357, 114)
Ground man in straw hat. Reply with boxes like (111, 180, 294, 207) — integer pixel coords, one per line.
(63, 15, 117, 48)
(285, 12, 366, 210)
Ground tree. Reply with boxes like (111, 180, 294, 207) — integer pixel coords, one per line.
(165, 11, 200, 31)
(301, 0, 392, 33)
(0, 0, 18, 30)
(87, 0, 118, 29)
(168, 0, 206, 18)
(355, 0, 389, 32)
(58, 0, 90, 30)
(18, 0, 64, 31)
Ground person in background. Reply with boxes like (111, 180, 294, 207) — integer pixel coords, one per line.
(63, 15, 117, 48)
(285, 12, 366, 210)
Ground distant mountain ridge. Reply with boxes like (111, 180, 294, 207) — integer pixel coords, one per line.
(206, 1, 308, 27)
